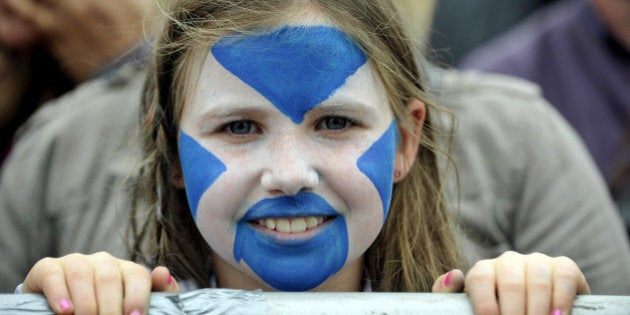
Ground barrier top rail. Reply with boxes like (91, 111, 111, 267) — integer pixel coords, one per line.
(1, 289, 630, 314)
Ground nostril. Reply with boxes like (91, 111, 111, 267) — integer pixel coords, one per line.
(261, 168, 319, 196)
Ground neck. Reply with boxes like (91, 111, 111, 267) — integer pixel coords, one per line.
(591, 0, 630, 49)
(212, 251, 364, 292)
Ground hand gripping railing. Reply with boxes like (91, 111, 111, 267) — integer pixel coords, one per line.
(1, 289, 629, 314)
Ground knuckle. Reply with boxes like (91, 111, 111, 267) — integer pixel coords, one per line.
(466, 266, 493, 284)
(121, 261, 149, 275)
(553, 256, 578, 268)
(528, 278, 552, 292)
(471, 259, 493, 270)
(552, 256, 581, 277)
(471, 260, 494, 273)
(33, 257, 60, 273)
(65, 266, 91, 280)
(93, 251, 115, 259)
(499, 279, 524, 295)
(554, 268, 579, 283)
(94, 263, 121, 284)
(527, 252, 549, 260)
(30, 257, 63, 279)
(64, 252, 85, 260)
(498, 250, 519, 259)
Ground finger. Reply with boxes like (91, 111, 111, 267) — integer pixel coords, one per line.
(432, 269, 465, 293)
(551, 256, 590, 314)
(525, 253, 552, 315)
(61, 254, 98, 314)
(91, 252, 124, 314)
(120, 260, 152, 315)
(22, 258, 74, 314)
(3, 0, 57, 34)
(495, 251, 526, 315)
(465, 260, 499, 315)
(151, 266, 181, 293)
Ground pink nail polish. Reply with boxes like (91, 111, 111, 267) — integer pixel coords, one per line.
(444, 271, 452, 286)
(130, 310, 142, 315)
(167, 274, 173, 285)
(551, 310, 562, 315)
(59, 299, 71, 310)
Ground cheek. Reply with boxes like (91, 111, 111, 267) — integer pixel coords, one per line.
(179, 131, 260, 260)
(340, 174, 387, 259)
(194, 164, 265, 265)
(195, 197, 235, 260)
(330, 122, 397, 258)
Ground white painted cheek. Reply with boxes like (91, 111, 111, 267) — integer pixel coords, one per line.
(194, 175, 238, 262)
(316, 145, 386, 263)
(343, 168, 386, 261)
(193, 151, 266, 262)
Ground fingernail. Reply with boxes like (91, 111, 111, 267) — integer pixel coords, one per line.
(551, 310, 562, 315)
(59, 299, 71, 310)
(167, 273, 173, 285)
(444, 271, 452, 286)
(130, 310, 142, 315)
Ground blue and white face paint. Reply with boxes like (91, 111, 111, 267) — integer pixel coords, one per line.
(178, 25, 399, 291)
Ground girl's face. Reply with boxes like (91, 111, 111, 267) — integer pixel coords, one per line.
(178, 25, 405, 291)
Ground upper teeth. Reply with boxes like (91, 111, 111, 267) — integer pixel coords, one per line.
(257, 216, 326, 233)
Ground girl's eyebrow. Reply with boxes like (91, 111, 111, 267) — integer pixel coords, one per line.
(196, 105, 270, 132)
(310, 99, 379, 116)
(199, 105, 270, 120)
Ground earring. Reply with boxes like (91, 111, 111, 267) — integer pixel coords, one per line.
(394, 170, 401, 178)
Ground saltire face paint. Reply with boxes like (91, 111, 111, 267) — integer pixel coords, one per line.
(357, 122, 398, 221)
(211, 26, 367, 124)
(179, 130, 227, 219)
(233, 192, 348, 291)
(177, 25, 399, 291)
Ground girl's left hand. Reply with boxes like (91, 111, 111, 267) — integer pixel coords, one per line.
(432, 251, 590, 315)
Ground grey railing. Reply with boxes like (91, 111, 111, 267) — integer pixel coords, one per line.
(1, 289, 629, 314)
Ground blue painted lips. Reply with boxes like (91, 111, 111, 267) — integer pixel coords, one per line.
(234, 192, 349, 291)
(241, 192, 340, 221)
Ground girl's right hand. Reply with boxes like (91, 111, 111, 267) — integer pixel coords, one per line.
(21, 252, 180, 315)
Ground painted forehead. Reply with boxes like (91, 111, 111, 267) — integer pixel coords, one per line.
(210, 25, 367, 124)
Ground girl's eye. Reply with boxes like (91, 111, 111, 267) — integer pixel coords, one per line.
(226, 120, 257, 135)
(318, 116, 352, 130)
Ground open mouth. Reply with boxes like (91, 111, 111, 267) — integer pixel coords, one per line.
(250, 216, 332, 234)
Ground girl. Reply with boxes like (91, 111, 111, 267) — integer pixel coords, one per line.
(21, 1, 589, 314)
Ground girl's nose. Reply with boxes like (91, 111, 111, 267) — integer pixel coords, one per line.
(261, 136, 319, 196)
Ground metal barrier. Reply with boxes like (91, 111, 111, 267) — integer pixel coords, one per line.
(1, 289, 629, 314)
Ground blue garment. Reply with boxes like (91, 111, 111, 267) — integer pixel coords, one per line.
(461, 0, 630, 186)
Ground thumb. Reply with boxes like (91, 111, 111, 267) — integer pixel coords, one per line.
(432, 269, 465, 293)
(151, 266, 180, 293)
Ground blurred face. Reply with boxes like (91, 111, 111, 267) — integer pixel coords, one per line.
(0, 2, 40, 49)
(178, 25, 402, 291)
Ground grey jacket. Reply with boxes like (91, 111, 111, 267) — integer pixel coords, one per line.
(1, 63, 629, 294)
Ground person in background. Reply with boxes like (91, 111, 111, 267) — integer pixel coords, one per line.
(460, 0, 630, 234)
(428, 0, 557, 66)
(0, 0, 155, 165)
(1, 0, 629, 298)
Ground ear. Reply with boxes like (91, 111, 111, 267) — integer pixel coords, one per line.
(171, 160, 186, 188)
(393, 99, 425, 183)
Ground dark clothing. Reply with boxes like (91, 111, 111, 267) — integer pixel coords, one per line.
(461, 0, 630, 186)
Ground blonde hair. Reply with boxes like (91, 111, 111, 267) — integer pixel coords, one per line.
(131, 0, 460, 291)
